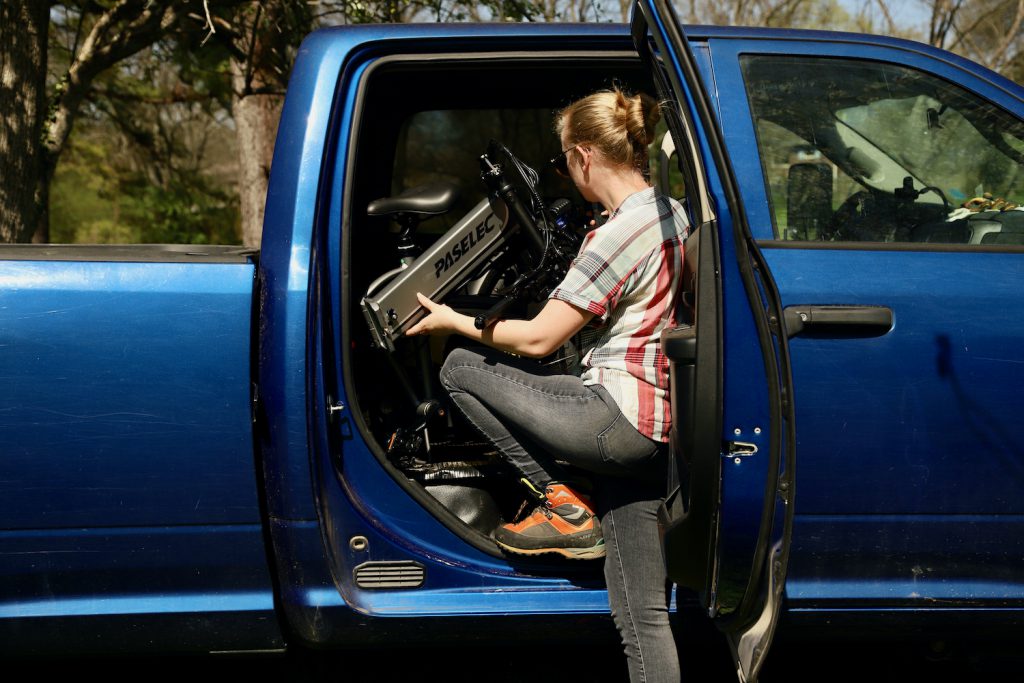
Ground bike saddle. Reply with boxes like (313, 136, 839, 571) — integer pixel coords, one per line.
(367, 182, 460, 218)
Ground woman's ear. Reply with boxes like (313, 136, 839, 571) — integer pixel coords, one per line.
(577, 145, 592, 171)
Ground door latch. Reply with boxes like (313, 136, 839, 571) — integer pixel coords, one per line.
(327, 395, 346, 420)
(726, 441, 758, 463)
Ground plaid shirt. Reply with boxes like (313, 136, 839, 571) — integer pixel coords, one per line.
(550, 187, 688, 442)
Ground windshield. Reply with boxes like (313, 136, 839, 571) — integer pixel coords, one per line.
(834, 85, 1024, 205)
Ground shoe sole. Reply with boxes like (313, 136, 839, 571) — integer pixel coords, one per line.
(495, 539, 606, 560)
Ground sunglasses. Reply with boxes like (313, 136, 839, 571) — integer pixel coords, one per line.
(549, 145, 578, 177)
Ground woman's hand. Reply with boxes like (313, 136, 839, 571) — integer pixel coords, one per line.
(406, 292, 462, 336)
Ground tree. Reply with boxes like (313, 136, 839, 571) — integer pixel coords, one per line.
(206, 0, 544, 247)
(212, 2, 314, 247)
(850, 1, 1024, 79)
(925, 0, 1024, 79)
(1, 1, 208, 243)
(22, 1, 544, 248)
(27, 0, 1022, 249)
(673, 0, 853, 29)
(0, 2, 49, 243)
(51, 42, 241, 245)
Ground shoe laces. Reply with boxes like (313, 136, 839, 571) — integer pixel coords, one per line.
(512, 499, 554, 522)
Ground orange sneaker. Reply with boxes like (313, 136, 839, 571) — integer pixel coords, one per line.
(493, 483, 605, 560)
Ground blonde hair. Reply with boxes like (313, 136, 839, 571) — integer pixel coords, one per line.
(555, 87, 661, 170)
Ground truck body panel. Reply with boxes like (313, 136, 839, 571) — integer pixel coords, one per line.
(0, 248, 281, 651)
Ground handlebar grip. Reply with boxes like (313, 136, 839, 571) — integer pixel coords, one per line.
(474, 296, 517, 330)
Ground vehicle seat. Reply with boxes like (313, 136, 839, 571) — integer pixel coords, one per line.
(367, 181, 460, 218)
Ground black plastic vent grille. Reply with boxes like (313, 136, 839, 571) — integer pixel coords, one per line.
(353, 561, 426, 589)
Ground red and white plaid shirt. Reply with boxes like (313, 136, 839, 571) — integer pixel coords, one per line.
(550, 187, 688, 442)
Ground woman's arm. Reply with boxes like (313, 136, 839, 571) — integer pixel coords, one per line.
(406, 292, 593, 359)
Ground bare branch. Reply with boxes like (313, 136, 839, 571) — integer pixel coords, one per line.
(947, 0, 1006, 53)
(928, 0, 964, 49)
(242, 3, 265, 97)
(762, 0, 809, 27)
(71, 6, 86, 58)
(986, 0, 1024, 71)
(874, 0, 897, 35)
(200, 0, 216, 46)
(619, 0, 631, 22)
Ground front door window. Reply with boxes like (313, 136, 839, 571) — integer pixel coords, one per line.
(741, 55, 1024, 245)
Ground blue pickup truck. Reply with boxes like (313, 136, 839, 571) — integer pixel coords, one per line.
(2, 1, 1022, 679)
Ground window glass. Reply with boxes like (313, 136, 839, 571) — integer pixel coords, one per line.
(741, 55, 1024, 245)
(392, 109, 683, 236)
(393, 109, 577, 234)
(649, 120, 687, 199)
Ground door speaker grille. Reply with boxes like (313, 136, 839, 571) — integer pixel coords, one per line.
(354, 560, 426, 589)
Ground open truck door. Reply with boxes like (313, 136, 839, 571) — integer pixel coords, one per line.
(631, 2, 798, 681)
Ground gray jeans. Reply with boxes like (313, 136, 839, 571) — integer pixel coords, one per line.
(440, 346, 680, 683)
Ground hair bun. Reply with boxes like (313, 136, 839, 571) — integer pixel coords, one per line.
(555, 87, 661, 170)
(626, 92, 661, 147)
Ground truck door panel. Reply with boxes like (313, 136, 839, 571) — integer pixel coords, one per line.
(635, 5, 797, 680)
(708, 38, 1024, 608)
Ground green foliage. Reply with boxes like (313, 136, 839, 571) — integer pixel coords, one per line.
(48, 14, 242, 245)
(50, 122, 240, 245)
(49, 136, 123, 243)
(127, 177, 240, 245)
(41, 2, 243, 244)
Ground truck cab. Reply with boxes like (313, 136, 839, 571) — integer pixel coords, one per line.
(1, 3, 1022, 679)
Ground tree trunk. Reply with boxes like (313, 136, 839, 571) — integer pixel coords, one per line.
(0, 2, 49, 243)
(231, 62, 282, 249)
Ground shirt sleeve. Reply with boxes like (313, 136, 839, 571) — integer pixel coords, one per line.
(549, 231, 636, 324)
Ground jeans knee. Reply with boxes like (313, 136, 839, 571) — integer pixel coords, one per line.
(439, 347, 479, 391)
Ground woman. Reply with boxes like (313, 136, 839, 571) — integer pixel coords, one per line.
(407, 87, 688, 682)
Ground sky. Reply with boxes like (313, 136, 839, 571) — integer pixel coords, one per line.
(839, 0, 931, 32)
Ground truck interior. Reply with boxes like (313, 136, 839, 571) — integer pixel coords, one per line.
(339, 53, 683, 561)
